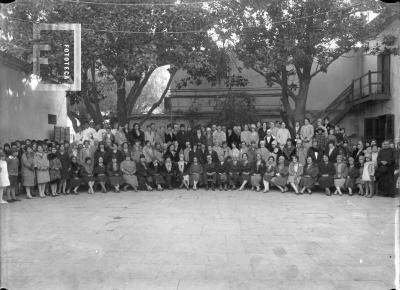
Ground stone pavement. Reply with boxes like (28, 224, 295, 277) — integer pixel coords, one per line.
(0, 189, 398, 290)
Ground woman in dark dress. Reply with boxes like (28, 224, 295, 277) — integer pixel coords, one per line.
(149, 159, 165, 191)
(93, 156, 108, 193)
(345, 156, 359, 196)
(107, 155, 123, 192)
(250, 153, 265, 192)
(163, 144, 179, 163)
(48, 147, 61, 197)
(239, 153, 252, 191)
(68, 156, 82, 194)
(300, 156, 319, 194)
(57, 144, 70, 194)
(352, 140, 365, 167)
(318, 154, 336, 196)
(110, 144, 124, 164)
(263, 156, 276, 193)
(94, 141, 111, 167)
(136, 154, 154, 191)
(204, 154, 217, 190)
(376, 140, 396, 196)
(129, 123, 145, 146)
(271, 155, 289, 193)
(227, 156, 241, 190)
(21, 146, 36, 199)
(121, 142, 131, 161)
(81, 157, 95, 194)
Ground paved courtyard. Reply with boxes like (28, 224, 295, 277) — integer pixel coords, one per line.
(0, 189, 398, 290)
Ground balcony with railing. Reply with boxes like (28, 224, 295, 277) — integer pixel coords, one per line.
(312, 70, 391, 124)
(350, 70, 390, 104)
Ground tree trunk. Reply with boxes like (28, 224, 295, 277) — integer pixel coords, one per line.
(126, 67, 157, 114)
(293, 79, 310, 124)
(71, 65, 103, 126)
(67, 111, 80, 132)
(66, 108, 86, 132)
(116, 76, 128, 125)
(280, 89, 295, 129)
(89, 61, 104, 125)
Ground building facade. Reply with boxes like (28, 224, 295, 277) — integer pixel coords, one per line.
(309, 17, 399, 144)
(0, 52, 68, 144)
(161, 17, 399, 144)
(165, 57, 284, 124)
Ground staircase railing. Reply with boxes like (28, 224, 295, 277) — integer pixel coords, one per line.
(350, 70, 388, 103)
(312, 70, 387, 123)
(311, 84, 352, 122)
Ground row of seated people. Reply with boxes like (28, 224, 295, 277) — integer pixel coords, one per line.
(68, 150, 375, 197)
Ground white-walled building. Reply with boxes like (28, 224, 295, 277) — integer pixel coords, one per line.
(307, 17, 400, 144)
(0, 51, 68, 144)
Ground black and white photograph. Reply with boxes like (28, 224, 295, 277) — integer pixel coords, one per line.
(0, 0, 399, 289)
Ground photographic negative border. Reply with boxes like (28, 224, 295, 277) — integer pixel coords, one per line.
(33, 23, 81, 91)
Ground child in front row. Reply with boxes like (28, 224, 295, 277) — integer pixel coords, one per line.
(7, 149, 21, 201)
(355, 155, 365, 196)
(0, 152, 10, 204)
(362, 154, 375, 198)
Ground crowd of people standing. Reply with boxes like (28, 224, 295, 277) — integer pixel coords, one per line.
(0, 117, 399, 204)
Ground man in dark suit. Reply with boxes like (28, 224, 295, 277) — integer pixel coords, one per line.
(227, 128, 240, 149)
(176, 124, 187, 152)
(325, 141, 339, 163)
(164, 124, 176, 144)
(191, 128, 206, 147)
(307, 139, 323, 164)
(264, 129, 275, 152)
(197, 143, 208, 164)
(162, 156, 177, 189)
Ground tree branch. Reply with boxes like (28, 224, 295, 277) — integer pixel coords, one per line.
(294, 64, 303, 80)
(66, 109, 84, 132)
(90, 59, 103, 124)
(252, 66, 267, 78)
(310, 54, 342, 78)
(126, 66, 157, 114)
(281, 90, 294, 117)
(139, 68, 177, 126)
(271, 72, 297, 101)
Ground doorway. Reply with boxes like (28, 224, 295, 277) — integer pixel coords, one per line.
(364, 114, 394, 145)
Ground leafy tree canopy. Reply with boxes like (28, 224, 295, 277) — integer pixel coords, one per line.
(210, 0, 384, 126)
(1, 0, 233, 128)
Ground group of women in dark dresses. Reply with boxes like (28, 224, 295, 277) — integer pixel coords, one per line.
(1, 127, 399, 199)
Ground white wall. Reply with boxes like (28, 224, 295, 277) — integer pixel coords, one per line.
(0, 57, 68, 144)
(307, 50, 377, 111)
(339, 18, 400, 141)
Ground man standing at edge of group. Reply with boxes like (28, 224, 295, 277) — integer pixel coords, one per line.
(376, 140, 396, 197)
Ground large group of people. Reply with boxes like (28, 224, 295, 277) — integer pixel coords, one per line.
(0, 117, 399, 204)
